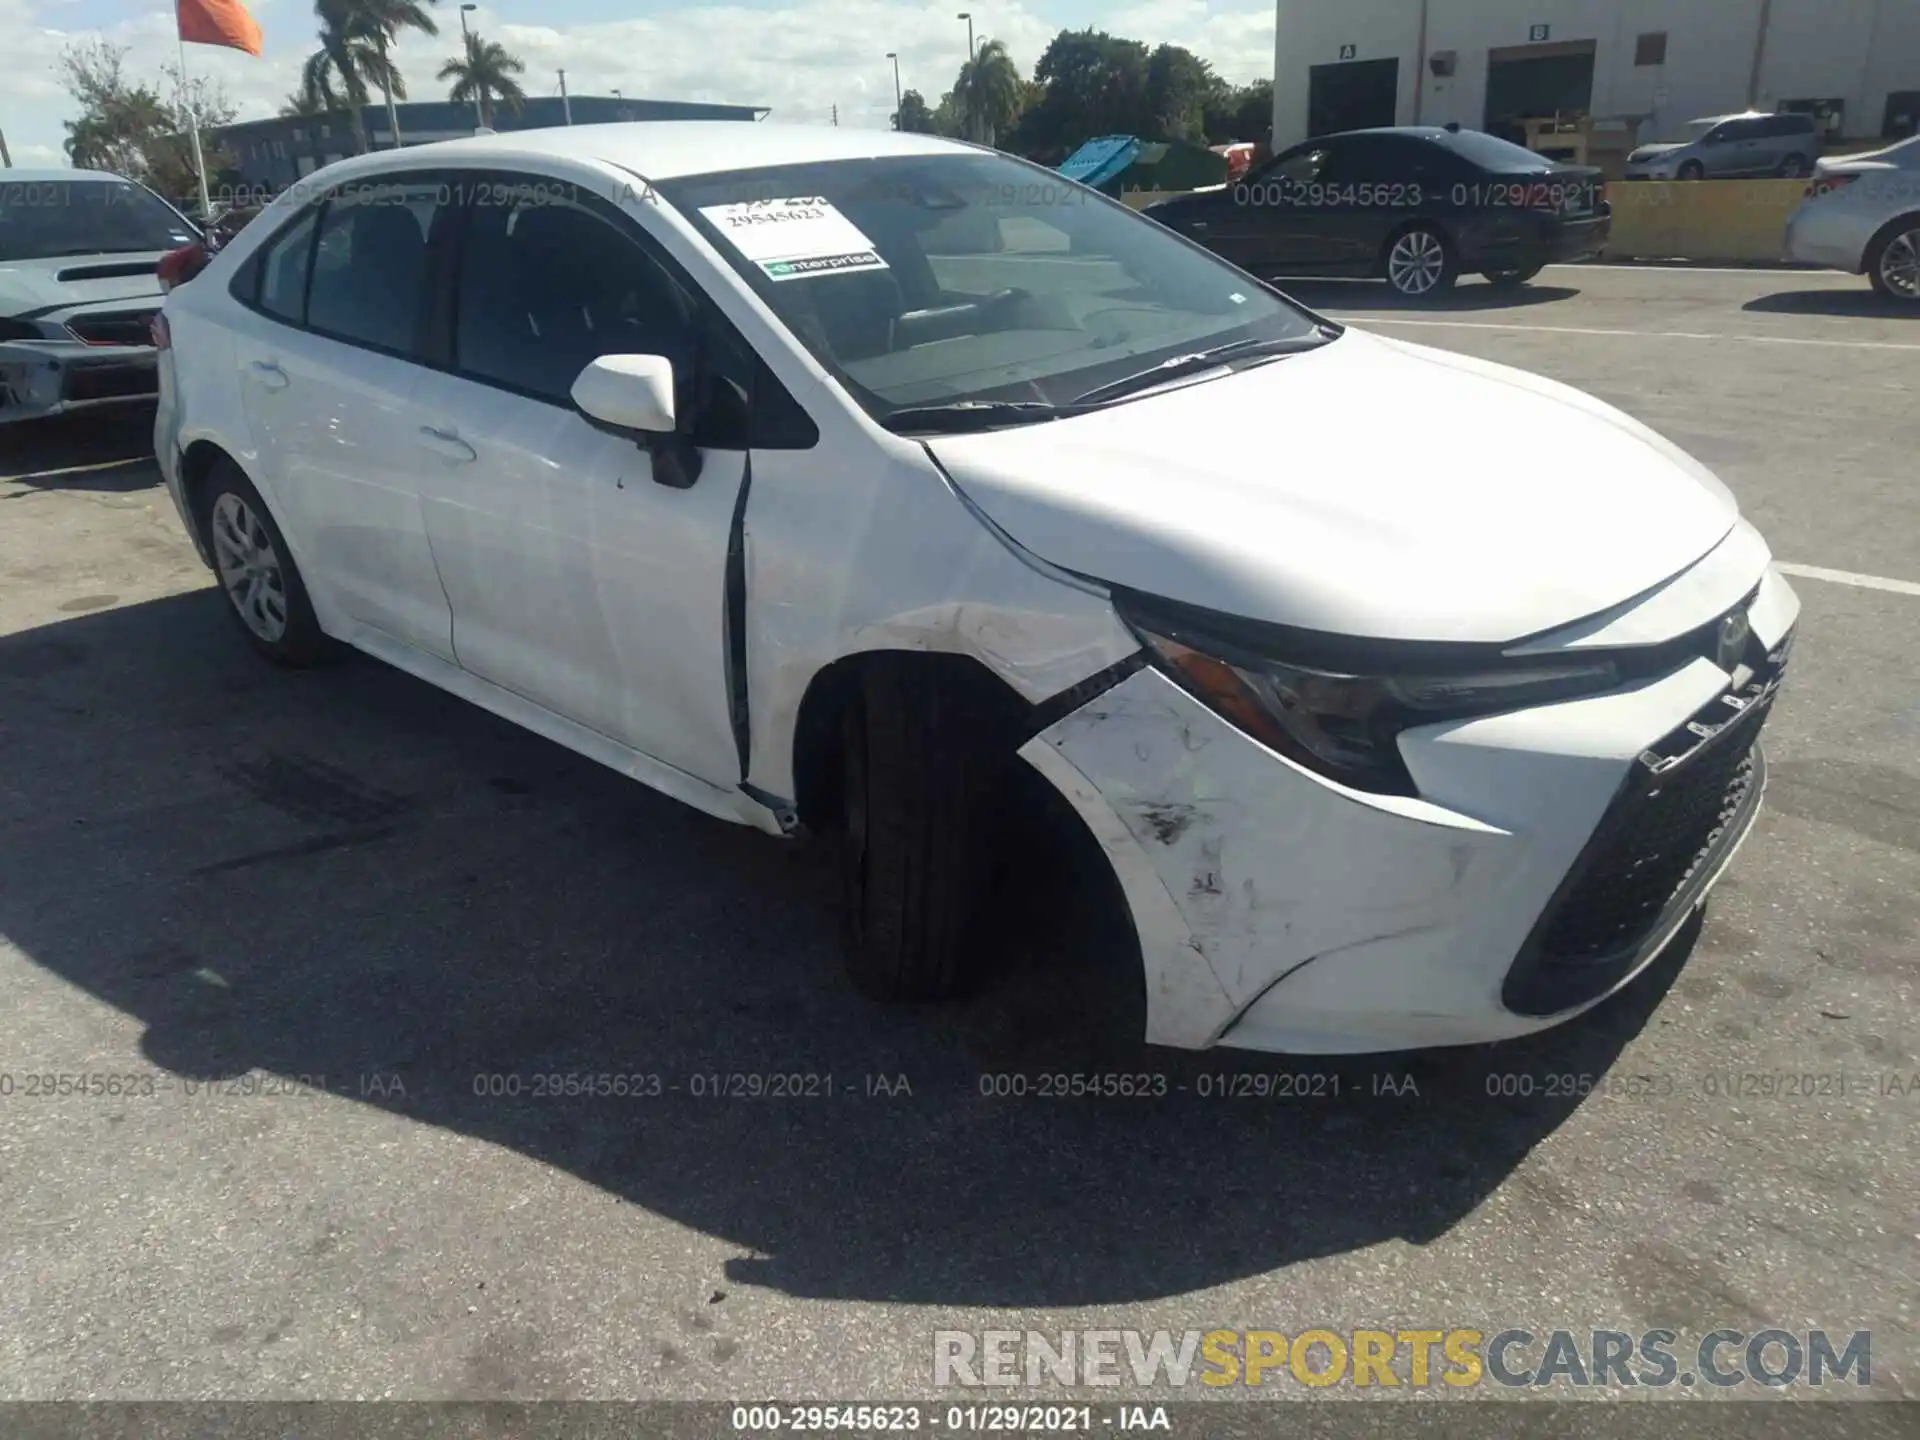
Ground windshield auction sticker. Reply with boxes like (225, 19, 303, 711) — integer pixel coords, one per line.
(698, 196, 889, 281)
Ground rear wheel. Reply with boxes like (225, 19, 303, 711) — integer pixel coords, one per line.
(1484, 263, 1544, 289)
(836, 665, 1000, 1000)
(198, 461, 330, 666)
(1776, 153, 1810, 179)
(1866, 219, 1920, 302)
(1383, 225, 1457, 298)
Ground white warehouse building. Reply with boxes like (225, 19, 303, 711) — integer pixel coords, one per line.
(1270, 0, 1920, 152)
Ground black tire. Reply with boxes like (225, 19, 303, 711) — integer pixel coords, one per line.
(1484, 263, 1544, 288)
(836, 665, 998, 1001)
(1382, 224, 1457, 298)
(1864, 216, 1920, 302)
(195, 460, 332, 666)
(1776, 153, 1809, 179)
(1677, 160, 1705, 181)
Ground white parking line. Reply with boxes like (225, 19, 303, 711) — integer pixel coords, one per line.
(1325, 315, 1920, 350)
(1776, 563, 1920, 598)
(3, 456, 152, 481)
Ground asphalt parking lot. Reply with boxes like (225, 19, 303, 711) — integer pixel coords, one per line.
(0, 265, 1914, 1407)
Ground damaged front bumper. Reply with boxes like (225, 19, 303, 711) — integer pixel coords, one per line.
(0, 339, 158, 424)
(1018, 570, 1800, 1054)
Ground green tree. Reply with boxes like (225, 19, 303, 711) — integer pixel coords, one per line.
(1013, 29, 1150, 162)
(1144, 43, 1215, 142)
(438, 29, 527, 127)
(894, 89, 937, 134)
(59, 40, 236, 206)
(1202, 78, 1274, 147)
(952, 38, 1024, 146)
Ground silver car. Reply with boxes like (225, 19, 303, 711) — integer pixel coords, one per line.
(1624, 111, 1820, 181)
(1, 168, 201, 425)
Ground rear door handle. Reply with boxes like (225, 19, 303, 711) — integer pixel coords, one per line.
(249, 360, 289, 391)
(418, 425, 476, 463)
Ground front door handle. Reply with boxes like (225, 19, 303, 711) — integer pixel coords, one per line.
(249, 359, 289, 391)
(418, 425, 476, 463)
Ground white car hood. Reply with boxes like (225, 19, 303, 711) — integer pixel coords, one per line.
(927, 330, 1739, 644)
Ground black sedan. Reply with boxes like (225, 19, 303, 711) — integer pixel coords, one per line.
(1144, 125, 1612, 298)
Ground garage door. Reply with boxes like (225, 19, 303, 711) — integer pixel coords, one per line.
(1484, 39, 1596, 144)
(1308, 58, 1399, 139)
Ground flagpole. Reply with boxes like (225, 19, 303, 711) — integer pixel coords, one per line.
(176, 26, 214, 225)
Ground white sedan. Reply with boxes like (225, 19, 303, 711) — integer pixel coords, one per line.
(154, 123, 1796, 1054)
(1783, 134, 1920, 300)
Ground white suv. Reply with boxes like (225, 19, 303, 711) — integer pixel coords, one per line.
(154, 123, 1798, 1054)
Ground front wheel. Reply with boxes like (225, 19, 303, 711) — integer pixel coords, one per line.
(1383, 226, 1457, 298)
(198, 461, 331, 666)
(1866, 219, 1920, 302)
(1484, 263, 1544, 289)
(836, 666, 998, 1001)
(1677, 160, 1706, 181)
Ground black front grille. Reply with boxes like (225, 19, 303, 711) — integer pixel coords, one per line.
(1503, 650, 1784, 1017)
(66, 309, 158, 347)
(1543, 737, 1760, 966)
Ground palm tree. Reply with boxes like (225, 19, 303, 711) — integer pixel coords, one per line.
(953, 38, 1022, 147)
(279, 80, 329, 117)
(306, 0, 438, 153)
(437, 30, 527, 128)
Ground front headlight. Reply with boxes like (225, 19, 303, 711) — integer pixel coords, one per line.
(1132, 624, 1619, 796)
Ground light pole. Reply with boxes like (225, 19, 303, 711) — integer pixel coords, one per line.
(459, 4, 483, 128)
(957, 12, 974, 61)
(886, 52, 901, 129)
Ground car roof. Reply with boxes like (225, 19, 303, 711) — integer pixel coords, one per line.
(321, 121, 972, 183)
(2, 167, 139, 183)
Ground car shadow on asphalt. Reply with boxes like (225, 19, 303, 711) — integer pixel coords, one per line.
(0, 410, 160, 491)
(1741, 289, 1915, 318)
(0, 594, 1700, 1307)
(1268, 280, 1582, 313)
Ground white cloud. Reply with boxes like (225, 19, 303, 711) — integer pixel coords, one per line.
(0, 0, 1274, 170)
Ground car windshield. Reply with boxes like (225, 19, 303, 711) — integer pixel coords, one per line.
(0, 177, 198, 263)
(658, 152, 1321, 421)
(1431, 129, 1556, 171)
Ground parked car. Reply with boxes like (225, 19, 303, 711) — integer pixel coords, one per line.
(155, 123, 1796, 1054)
(1143, 125, 1611, 298)
(0, 168, 200, 424)
(1783, 134, 1920, 300)
(1623, 112, 1819, 181)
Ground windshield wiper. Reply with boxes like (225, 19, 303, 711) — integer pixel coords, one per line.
(1069, 330, 1337, 407)
(879, 400, 1100, 435)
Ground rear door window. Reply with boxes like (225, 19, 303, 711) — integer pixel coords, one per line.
(305, 179, 448, 357)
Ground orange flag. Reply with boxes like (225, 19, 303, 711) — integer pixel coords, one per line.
(177, 0, 263, 56)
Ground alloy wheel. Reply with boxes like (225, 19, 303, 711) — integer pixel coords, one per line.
(1387, 230, 1446, 296)
(209, 491, 289, 643)
(1879, 228, 1920, 300)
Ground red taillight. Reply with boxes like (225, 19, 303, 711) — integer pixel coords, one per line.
(156, 243, 208, 293)
(150, 312, 171, 351)
(1805, 173, 1860, 199)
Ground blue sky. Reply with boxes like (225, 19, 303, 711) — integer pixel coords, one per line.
(3, 0, 1276, 170)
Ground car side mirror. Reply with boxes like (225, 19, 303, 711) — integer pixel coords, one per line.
(573, 354, 677, 433)
(571, 353, 704, 488)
